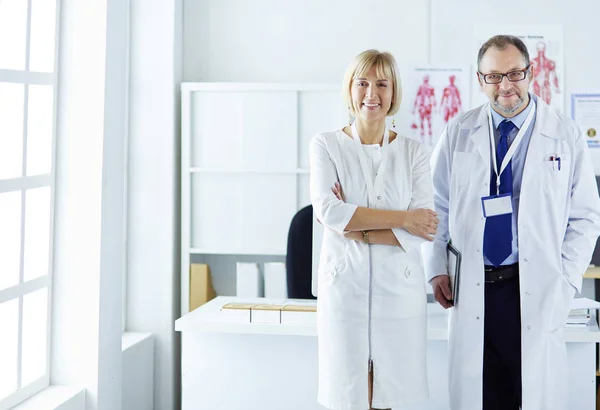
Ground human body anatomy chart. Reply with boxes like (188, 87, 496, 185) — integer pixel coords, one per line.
(405, 66, 470, 147)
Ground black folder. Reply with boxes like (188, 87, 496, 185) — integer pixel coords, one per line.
(447, 242, 461, 306)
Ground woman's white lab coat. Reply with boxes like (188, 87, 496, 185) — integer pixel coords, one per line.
(422, 97, 600, 410)
(309, 129, 432, 410)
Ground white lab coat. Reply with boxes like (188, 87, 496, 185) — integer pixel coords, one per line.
(310, 128, 432, 410)
(422, 97, 600, 410)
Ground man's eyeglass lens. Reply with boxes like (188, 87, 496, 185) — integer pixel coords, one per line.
(482, 69, 528, 84)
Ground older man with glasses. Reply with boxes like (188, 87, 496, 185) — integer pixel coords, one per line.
(423, 34, 600, 410)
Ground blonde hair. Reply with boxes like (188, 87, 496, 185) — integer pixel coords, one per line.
(342, 49, 402, 117)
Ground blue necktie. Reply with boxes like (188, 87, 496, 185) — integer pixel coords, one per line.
(483, 120, 515, 266)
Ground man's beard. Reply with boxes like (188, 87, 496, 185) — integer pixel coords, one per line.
(492, 91, 525, 115)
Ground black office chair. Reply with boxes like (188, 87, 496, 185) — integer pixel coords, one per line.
(286, 205, 316, 299)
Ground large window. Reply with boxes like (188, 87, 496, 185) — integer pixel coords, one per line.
(0, 0, 59, 408)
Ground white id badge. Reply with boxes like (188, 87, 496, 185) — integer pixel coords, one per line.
(481, 193, 513, 217)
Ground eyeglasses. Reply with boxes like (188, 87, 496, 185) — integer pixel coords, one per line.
(478, 65, 530, 84)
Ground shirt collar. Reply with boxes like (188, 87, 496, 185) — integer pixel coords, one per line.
(491, 93, 534, 130)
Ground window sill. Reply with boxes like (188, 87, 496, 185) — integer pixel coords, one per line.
(11, 386, 85, 410)
(12, 332, 153, 410)
(122, 331, 152, 351)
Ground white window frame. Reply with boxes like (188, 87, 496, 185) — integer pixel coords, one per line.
(0, 0, 61, 408)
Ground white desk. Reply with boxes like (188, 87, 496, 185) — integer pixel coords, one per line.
(176, 297, 600, 410)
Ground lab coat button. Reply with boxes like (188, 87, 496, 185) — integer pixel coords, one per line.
(476, 316, 480, 320)
(524, 258, 529, 263)
(527, 325, 531, 330)
(477, 282, 480, 286)
(377, 195, 381, 200)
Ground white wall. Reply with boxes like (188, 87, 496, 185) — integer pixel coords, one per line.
(183, 0, 600, 172)
(183, 0, 430, 134)
(183, 0, 430, 82)
(127, 1, 182, 410)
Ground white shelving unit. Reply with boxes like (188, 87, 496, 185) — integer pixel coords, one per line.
(180, 83, 346, 315)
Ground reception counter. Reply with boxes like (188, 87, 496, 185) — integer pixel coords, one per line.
(175, 297, 600, 410)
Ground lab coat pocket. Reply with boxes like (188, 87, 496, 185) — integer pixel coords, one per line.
(317, 257, 350, 320)
(549, 275, 577, 332)
(318, 258, 346, 286)
(541, 154, 570, 194)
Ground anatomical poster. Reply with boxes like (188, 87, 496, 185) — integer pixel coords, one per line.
(405, 66, 471, 148)
(473, 25, 564, 113)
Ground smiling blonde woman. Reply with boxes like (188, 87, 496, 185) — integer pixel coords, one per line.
(310, 49, 438, 410)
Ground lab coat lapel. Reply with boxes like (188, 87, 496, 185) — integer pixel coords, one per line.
(466, 105, 491, 164)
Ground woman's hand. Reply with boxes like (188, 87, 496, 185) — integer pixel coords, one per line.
(403, 208, 438, 241)
(330, 184, 361, 241)
(332, 182, 345, 202)
(316, 182, 344, 227)
(326, 227, 361, 241)
(341, 230, 362, 241)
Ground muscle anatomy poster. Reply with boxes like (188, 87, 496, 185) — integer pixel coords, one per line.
(405, 66, 470, 147)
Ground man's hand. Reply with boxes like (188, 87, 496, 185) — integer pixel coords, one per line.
(430, 274, 453, 309)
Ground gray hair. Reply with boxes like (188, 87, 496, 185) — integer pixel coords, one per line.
(477, 35, 530, 71)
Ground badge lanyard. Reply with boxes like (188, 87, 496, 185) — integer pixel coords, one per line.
(486, 101, 536, 196)
(351, 122, 390, 205)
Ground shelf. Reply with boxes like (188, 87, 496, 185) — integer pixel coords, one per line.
(584, 266, 600, 279)
(181, 82, 344, 316)
(190, 248, 286, 256)
(189, 168, 309, 174)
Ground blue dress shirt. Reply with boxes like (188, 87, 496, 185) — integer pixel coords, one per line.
(484, 94, 537, 266)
